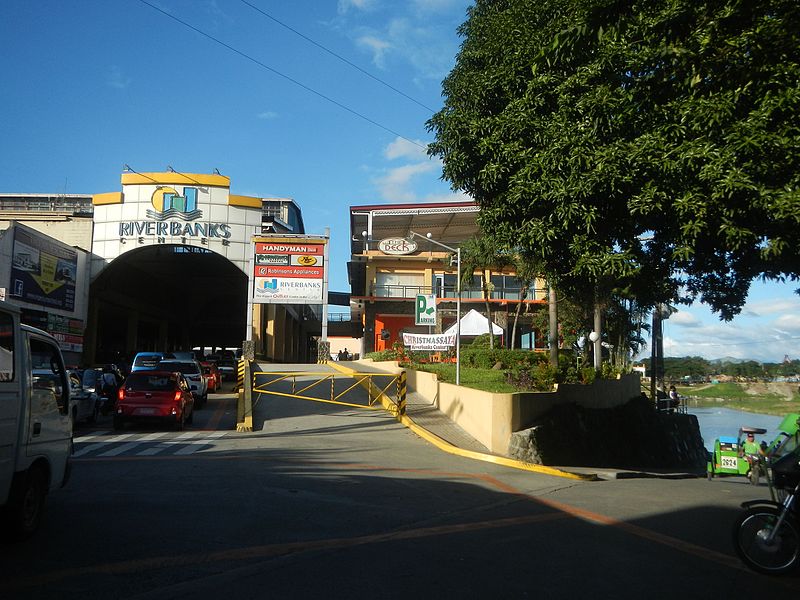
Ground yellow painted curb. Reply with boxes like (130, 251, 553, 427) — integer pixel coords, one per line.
(329, 362, 598, 482)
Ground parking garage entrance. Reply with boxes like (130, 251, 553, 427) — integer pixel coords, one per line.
(85, 244, 248, 366)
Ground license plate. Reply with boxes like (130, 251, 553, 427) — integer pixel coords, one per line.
(721, 456, 738, 470)
(136, 407, 156, 416)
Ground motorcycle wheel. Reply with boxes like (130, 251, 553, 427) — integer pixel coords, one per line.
(749, 463, 760, 486)
(733, 507, 800, 574)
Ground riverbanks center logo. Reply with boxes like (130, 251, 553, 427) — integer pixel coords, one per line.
(147, 187, 202, 221)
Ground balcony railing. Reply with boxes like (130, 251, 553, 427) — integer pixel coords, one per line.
(367, 285, 545, 301)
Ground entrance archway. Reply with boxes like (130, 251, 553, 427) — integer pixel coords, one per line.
(86, 244, 248, 365)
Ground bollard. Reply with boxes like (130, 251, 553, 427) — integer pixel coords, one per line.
(236, 358, 245, 392)
(397, 370, 407, 416)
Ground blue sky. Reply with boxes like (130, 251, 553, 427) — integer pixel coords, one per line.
(1, 0, 798, 364)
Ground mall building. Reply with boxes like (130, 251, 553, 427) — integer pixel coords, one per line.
(0, 171, 351, 366)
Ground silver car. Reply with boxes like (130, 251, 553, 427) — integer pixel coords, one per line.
(157, 359, 208, 409)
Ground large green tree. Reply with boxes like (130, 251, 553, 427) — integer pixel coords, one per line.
(428, 0, 800, 320)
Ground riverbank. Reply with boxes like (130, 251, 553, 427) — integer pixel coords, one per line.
(677, 381, 800, 416)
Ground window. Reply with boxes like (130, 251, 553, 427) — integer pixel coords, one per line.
(126, 373, 177, 391)
(0, 311, 14, 382)
(375, 272, 425, 298)
(30, 338, 68, 414)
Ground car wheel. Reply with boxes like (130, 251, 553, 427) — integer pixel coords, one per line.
(174, 412, 184, 431)
(113, 416, 124, 431)
(4, 465, 48, 541)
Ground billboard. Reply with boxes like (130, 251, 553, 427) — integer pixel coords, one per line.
(252, 236, 327, 304)
(10, 226, 77, 311)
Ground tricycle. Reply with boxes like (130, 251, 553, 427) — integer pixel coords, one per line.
(707, 413, 800, 486)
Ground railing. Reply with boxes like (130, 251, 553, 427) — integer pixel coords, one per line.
(327, 312, 352, 322)
(368, 285, 546, 301)
(252, 370, 403, 411)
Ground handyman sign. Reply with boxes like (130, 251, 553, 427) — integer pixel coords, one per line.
(252, 236, 328, 304)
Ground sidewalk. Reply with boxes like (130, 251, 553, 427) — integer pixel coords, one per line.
(329, 361, 703, 481)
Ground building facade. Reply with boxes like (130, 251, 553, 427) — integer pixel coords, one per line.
(0, 172, 316, 365)
(348, 202, 548, 357)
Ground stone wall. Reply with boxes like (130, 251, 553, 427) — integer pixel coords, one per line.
(508, 396, 708, 470)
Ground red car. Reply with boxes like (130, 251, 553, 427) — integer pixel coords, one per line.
(114, 370, 194, 431)
(200, 361, 222, 392)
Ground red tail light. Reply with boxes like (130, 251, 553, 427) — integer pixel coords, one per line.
(174, 390, 182, 402)
(118, 388, 125, 401)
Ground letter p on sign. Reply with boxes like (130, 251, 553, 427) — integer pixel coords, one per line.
(415, 294, 436, 326)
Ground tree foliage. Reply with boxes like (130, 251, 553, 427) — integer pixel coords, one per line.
(428, 0, 800, 319)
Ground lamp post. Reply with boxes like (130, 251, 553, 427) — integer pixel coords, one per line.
(589, 330, 601, 370)
(410, 231, 461, 385)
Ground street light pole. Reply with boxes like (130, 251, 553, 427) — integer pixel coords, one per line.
(410, 231, 461, 385)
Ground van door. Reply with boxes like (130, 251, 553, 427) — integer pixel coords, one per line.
(0, 308, 20, 501)
(27, 335, 71, 482)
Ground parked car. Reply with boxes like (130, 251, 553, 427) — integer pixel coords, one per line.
(67, 369, 100, 426)
(130, 352, 175, 372)
(114, 370, 194, 431)
(157, 358, 208, 408)
(207, 352, 236, 381)
(200, 361, 221, 392)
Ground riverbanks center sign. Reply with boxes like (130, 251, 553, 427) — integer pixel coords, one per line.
(91, 171, 263, 277)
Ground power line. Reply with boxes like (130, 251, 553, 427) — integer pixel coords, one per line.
(238, 0, 436, 113)
(136, 0, 427, 150)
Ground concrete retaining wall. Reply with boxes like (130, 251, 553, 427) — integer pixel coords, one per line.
(362, 360, 648, 457)
(508, 398, 708, 469)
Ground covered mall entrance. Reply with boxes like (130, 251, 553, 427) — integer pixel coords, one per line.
(85, 244, 247, 365)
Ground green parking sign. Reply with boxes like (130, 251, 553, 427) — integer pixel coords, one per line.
(415, 294, 436, 326)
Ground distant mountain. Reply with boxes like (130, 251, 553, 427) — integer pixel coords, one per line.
(708, 356, 751, 365)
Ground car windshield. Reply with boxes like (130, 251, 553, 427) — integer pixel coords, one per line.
(125, 373, 176, 391)
(133, 354, 163, 369)
(159, 361, 199, 375)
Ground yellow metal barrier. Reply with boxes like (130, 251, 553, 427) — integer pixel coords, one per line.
(252, 371, 402, 411)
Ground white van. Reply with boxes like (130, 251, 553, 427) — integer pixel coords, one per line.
(0, 300, 72, 540)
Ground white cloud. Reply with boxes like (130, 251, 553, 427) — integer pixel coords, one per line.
(338, 0, 376, 14)
(774, 313, 800, 333)
(419, 190, 472, 203)
(107, 66, 131, 89)
(667, 310, 701, 328)
(746, 297, 800, 317)
(257, 111, 278, 120)
(357, 35, 391, 68)
(412, 0, 462, 15)
(384, 137, 428, 161)
(373, 162, 437, 202)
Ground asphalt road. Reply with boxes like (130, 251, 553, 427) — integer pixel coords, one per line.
(2, 378, 799, 599)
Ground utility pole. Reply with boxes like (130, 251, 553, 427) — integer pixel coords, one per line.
(548, 286, 558, 368)
(650, 304, 664, 404)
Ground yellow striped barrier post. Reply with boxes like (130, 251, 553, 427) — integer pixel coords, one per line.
(236, 359, 245, 392)
(397, 370, 407, 416)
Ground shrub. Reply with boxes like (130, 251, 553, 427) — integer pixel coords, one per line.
(581, 367, 597, 385)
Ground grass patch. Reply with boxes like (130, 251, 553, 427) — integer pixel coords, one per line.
(415, 364, 518, 393)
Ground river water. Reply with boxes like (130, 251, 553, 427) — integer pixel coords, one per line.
(687, 406, 784, 451)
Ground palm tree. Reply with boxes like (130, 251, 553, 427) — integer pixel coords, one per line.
(459, 236, 510, 350)
(507, 248, 541, 350)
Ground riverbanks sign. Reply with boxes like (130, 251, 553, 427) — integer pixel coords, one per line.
(251, 235, 328, 304)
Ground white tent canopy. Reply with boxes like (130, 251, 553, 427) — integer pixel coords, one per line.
(443, 309, 503, 336)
